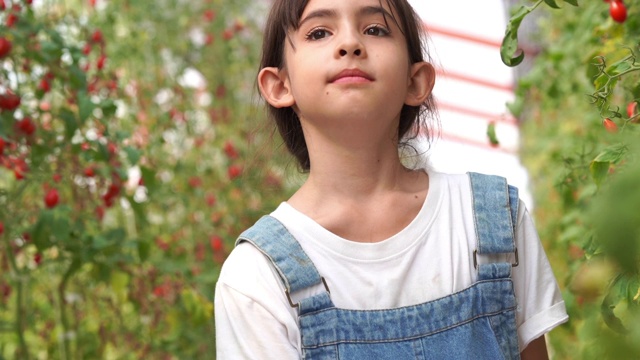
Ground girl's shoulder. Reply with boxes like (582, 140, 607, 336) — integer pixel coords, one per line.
(217, 241, 279, 295)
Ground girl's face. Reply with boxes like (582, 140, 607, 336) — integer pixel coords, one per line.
(278, 0, 419, 132)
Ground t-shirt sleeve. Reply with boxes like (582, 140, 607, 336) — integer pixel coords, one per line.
(512, 200, 569, 351)
(214, 243, 301, 359)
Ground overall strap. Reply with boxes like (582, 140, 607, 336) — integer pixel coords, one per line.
(236, 216, 333, 313)
(468, 172, 519, 281)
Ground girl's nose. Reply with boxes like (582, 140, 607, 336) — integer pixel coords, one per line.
(336, 30, 365, 58)
(339, 48, 362, 57)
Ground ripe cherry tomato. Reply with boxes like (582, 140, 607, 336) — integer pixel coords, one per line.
(0, 37, 11, 58)
(16, 118, 36, 135)
(44, 188, 60, 208)
(603, 118, 618, 133)
(0, 93, 20, 111)
(609, 0, 627, 23)
(627, 101, 637, 118)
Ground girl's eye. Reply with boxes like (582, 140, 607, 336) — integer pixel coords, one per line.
(365, 25, 389, 37)
(305, 28, 331, 41)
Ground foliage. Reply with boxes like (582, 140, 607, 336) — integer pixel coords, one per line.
(0, 0, 294, 358)
(502, 0, 640, 358)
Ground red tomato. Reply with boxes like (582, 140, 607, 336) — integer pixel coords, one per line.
(223, 140, 238, 159)
(0, 93, 20, 111)
(39, 79, 51, 93)
(91, 30, 103, 43)
(227, 164, 242, 179)
(206, 193, 216, 207)
(603, 118, 618, 133)
(16, 118, 36, 135)
(84, 167, 95, 177)
(210, 235, 223, 251)
(44, 188, 60, 208)
(627, 101, 637, 118)
(96, 54, 107, 70)
(609, 0, 627, 23)
(0, 37, 11, 58)
(6, 13, 17, 27)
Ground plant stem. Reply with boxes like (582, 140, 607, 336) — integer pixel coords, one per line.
(57, 263, 76, 360)
(2, 233, 30, 360)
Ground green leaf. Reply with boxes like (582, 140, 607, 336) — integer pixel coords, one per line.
(68, 65, 87, 90)
(60, 109, 78, 140)
(47, 29, 66, 46)
(39, 41, 61, 62)
(563, 0, 579, 5)
(506, 97, 524, 117)
(608, 60, 632, 77)
(52, 211, 72, 243)
(543, 0, 560, 9)
(105, 228, 126, 243)
(78, 93, 95, 123)
(601, 278, 629, 334)
(32, 211, 55, 251)
(125, 146, 142, 165)
(90, 262, 112, 283)
(100, 100, 118, 117)
(590, 161, 610, 188)
(500, 5, 534, 67)
(593, 143, 628, 164)
(92, 235, 111, 250)
(138, 239, 151, 262)
(486, 122, 499, 146)
(140, 166, 158, 191)
(593, 72, 608, 91)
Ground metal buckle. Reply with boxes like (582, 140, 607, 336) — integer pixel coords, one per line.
(285, 277, 330, 308)
(473, 248, 519, 269)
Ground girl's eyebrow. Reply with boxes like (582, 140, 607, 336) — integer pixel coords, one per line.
(299, 9, 337, 28)
(298, 6, 392, 28)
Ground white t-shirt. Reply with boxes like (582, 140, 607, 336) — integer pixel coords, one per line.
(215, 170, 568, 359)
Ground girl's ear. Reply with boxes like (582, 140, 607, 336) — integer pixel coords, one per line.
(405, 62, 436, 106)
(258, 67, 295, 108)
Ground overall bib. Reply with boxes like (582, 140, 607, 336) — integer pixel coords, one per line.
(236, 173, 522, 359)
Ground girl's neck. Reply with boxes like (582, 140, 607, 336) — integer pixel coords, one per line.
(289, 120, 421, 205)
(286, 125, 429, 243)
(306, 141, 406, 198)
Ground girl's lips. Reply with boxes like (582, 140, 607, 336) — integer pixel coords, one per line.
(330, 69, 374, 83)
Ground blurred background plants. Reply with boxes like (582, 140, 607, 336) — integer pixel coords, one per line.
(502, 0, 640, 358)
(0, 0, 294, 358)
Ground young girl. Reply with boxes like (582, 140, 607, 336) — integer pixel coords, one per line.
(215, 0, 568, 358)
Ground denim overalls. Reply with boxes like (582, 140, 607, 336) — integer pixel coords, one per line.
(237, 173, 521, 359)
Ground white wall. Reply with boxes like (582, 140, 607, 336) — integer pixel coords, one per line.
(409, 0, 533, 208)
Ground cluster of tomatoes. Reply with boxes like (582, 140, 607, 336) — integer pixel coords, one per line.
(604, 0, 628, 23)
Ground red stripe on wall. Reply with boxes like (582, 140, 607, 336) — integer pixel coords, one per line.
(421, 131, 517, 155)
(437, 101, 518, 126)
(425, 23, 502, 48)
(424, 23, 538, 56)
(436, 69, 514, 92)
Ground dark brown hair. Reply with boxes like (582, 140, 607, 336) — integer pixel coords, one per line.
(259, 0, 437, 171)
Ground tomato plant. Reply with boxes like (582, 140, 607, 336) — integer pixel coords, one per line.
(0, 0, 293, 358)
(503, 0, 640, 357)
